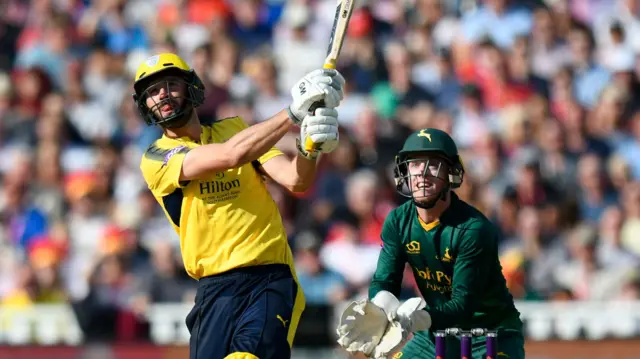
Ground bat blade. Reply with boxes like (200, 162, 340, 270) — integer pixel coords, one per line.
(324, 0, 356, 69)
(305, 0, 356, 152)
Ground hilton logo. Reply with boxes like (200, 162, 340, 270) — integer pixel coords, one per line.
(199, 179, 240, 194)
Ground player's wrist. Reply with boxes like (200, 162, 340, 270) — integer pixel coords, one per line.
(287, 106, 303, 125)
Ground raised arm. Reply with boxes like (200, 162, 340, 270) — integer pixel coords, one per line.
(181, 69, 344, 181)
(259, 108, 341, 193)
(181, 110, 292, 180)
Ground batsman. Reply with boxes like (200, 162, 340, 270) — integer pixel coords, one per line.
(336, 129, 525, 359)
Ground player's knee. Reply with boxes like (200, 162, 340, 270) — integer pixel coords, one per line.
(224, 352, 260, 359)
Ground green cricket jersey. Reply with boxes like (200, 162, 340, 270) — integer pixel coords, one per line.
(369, 193, 522, 332)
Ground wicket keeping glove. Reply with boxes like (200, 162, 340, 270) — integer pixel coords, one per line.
(372, 297, 432, 358)
(297, 107, 339, 159)
(288, 69, 345, 125)
(336, 291, 401, 357)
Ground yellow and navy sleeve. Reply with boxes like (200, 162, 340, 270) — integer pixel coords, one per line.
(230, 116, 284, 165)
(140, 142, 191, 197)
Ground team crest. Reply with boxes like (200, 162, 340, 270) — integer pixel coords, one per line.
(146, 55, 160, 67)
(417, 129, 432, 142)
(406, 241, 420, 254)
(436, 248, 454, 262)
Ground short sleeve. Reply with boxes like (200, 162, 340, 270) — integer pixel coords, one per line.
(140, 144, 191, 196)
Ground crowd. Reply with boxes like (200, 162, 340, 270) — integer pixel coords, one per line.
(0, 0, 640, 344)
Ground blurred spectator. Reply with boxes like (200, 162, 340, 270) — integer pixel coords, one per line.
(593, 0, 640, 54)
(452, 83, 495, 149)
(621, 182, 640, 256)
(294, 230, 348, 305)
(502, 206, 567, 299)
(460, 0, 533, 49)
(575, 153, 618, 223)
(130, 241, 196, 317)
(529, 7, 572, 80)
(273, 1, 326, 91)
(596, 205, 639, 268)
(242, 53, 290, 122)
(319, 222, 380, 295)
(73, 254, 146, 342)
(568, 22, 611, 108)
(554, 223, 636, 300)
(371, 42, 434, 120)
(615, 110, 640, 179)
(2, 237, 67, 307)
(328, 169, 393, 246)
(535, 118, 578, 194)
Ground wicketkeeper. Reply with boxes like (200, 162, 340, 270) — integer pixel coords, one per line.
(336, 129, 525, 359)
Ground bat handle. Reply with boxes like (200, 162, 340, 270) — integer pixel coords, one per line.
(304, 100, 326, 152)
(308, 101, 325, 114)
(304, 62, 338, 152)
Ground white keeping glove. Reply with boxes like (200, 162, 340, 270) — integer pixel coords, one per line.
(396, 297, 432, 333)
(288, 69, 345, 125)
(336, 291, 401, 357)
(372, 297, 432, 359)
(297, 107, 339, 159)
(336, 299, 390, 356)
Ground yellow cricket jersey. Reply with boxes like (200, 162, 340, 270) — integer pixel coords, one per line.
(139, 117, 298, 281)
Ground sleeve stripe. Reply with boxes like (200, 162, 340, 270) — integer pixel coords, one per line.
(144, 144, 190, 163)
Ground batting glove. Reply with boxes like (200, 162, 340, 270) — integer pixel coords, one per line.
(297, 107, 339, 159)
(288, 69, 345, 125)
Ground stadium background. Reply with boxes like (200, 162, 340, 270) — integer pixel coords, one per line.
(1, 0, 640, 358)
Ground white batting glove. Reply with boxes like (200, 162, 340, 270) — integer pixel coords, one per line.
(297, 108, 339, 159)
(288, 69, 345, 125)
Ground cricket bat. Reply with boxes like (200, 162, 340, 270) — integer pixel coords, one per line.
(305, 0, 356, 152)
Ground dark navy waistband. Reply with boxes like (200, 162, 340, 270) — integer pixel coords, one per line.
(198, 263, 291, 285)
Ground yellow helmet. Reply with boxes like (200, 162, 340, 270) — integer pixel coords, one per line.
(132, 53, 205, 127)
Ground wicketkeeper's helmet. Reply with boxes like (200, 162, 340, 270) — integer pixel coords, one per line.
(394, 128, 465, 208)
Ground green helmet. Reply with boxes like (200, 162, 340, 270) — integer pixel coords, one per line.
(394, 128, 465, 207)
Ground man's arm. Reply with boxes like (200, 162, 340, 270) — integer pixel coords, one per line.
(369, 214, 407, 299)
(258, 107, 340, 193)
(181, 68, 343, 181)
(259, 152, 318, 193)
(180, 110, 293, 181)
(427, 221, 493, 329)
